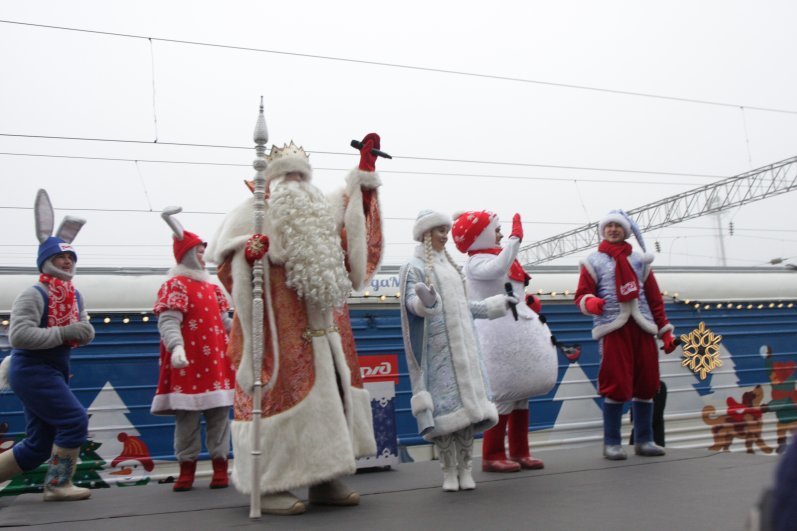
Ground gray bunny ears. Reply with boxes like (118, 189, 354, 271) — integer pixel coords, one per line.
(35, 189, 86, 244)
(161, 206, 185, 240)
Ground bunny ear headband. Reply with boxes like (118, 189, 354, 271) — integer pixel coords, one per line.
(161, 206, 204, 264)
(35, 189, 86, 245)
(35, 189, 86, 272)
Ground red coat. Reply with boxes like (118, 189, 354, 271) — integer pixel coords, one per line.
(151, 276, 234, 415)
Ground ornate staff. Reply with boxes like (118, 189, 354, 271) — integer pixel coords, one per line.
(248, 97, 281, 519)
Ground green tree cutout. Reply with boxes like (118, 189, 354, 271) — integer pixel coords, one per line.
(74, 440, 110, 490)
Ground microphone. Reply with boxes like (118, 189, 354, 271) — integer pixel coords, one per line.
(351, 139, 393, 159)
(504, 282, 518, 321)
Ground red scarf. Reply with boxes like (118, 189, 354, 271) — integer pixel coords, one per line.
(39, 274, 79, 346)
(467, 248, 531, 285)
(598, 240, 639, 303)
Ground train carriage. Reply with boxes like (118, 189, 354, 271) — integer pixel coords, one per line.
(1, 265, 796, 494)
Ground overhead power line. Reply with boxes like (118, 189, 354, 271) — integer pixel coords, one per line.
(518, 155, 797, 265)
(0, 135, 726, 179)
(1, 19, 797, 116)
(0, 151, 718, 185)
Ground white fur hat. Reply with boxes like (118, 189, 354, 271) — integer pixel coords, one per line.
(599, 209, 654, 264)
(413, 210, 451, 242)
(264, 141, 313, 184)
(598, 210, 631, 238)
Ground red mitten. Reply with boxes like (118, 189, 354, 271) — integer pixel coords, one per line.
(358, 132, 380, 172)
(662, 330, 677, 354)
(245, 234, 269, 265)
(511, 213, 523, 242)
(584, 297, 605, 315)
(525, 294, 542, 314)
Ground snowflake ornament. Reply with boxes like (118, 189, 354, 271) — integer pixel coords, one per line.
(680, 321, 723, 380)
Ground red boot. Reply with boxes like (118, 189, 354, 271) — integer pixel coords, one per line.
(209, 458, 229, 489)
(173, 460, 197, 492)
(482, 414, 521, 472)
(508, 409, 544, 470)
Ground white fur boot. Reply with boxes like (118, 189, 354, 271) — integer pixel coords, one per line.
(435, 435, 459, 492)
(43, 446, 91, 501)
(454, 426, 476, 490)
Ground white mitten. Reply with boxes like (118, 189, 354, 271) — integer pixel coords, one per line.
(170, 345, 189, 369)
(505, 294, 519, 308)
(414, 282, 438, 307)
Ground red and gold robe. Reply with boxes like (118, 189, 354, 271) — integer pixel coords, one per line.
(208, 168, 382, 494)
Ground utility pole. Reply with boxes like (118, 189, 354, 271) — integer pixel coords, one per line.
(711, 196, 727, 267)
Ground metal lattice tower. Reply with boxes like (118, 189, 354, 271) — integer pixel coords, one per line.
(517, 155, 797, 266)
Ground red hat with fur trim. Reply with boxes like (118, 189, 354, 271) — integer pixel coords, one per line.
(173, 231, 205, 264)
(452, 210, 496, 253)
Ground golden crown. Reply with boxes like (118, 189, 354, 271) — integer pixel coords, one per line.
(266, 141, 309, 163)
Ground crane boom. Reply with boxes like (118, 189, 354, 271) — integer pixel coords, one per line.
(518, 155, 797, 266)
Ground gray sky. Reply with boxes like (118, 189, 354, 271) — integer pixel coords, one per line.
(1, 0, 796, 269)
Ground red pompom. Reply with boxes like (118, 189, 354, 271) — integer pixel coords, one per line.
(245, 234, 269, 265)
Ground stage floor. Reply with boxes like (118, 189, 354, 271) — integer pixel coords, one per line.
(0, 446, 778, 530)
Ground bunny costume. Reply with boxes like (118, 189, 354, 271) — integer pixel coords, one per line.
(150, 207, 234, 491)
(0, 189, 95, 501)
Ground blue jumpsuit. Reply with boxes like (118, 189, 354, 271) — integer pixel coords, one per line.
(8, 286, 88, 471)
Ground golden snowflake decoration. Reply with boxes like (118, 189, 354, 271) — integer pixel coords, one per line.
(680, 321, 723, 380)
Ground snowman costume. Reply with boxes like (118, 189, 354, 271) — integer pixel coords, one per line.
(454, 210, 557, 472)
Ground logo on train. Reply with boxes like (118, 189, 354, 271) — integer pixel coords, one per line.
(359, 354, 399, 384)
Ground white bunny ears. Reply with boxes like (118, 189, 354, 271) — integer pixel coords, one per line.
(35, 189, 86, 273)
(35, 189, 86, 244)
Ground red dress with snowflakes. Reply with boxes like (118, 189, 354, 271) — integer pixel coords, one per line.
(150, 276, 235, 415)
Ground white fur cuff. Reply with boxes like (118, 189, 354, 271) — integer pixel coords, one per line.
(579, 294, 596, 315)
(485, 294, 508, 320)
(658, 323, 674, 337)
(346, 169, 382, 192)
(411, 391, 434, 416)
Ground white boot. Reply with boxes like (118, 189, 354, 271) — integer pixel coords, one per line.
(43, 446, 91, 501)
(0, 449, 23, 482)
(308, 478, 360, 506)
(435, 435, 459, 492)
(260, 491, 306, 515)
(454, 426, 476, 490)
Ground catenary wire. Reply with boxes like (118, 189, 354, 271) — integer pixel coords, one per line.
(0, 141, 727, 180)
(0, 151, 716, 185)
(1, 19, 797, 115)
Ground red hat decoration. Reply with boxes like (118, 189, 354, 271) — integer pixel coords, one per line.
(111, 432, 154, 472)
(452, 211, 495, 253)
(172, 230, 204, 264)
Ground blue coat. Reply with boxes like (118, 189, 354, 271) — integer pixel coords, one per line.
(399, 246, 498, 440)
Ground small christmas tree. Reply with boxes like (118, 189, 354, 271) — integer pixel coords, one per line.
(73, 440, 110, 490)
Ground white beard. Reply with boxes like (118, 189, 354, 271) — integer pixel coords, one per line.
(267, 179, 352, 309)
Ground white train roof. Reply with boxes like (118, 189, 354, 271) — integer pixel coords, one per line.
(0, 265, 796, 313)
